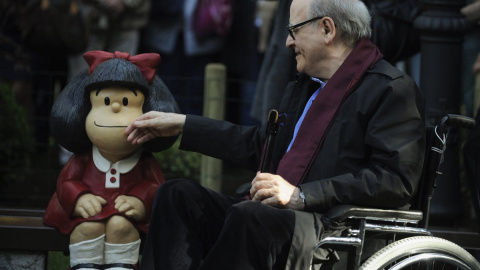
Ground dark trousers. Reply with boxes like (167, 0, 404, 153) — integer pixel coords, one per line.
(139, 179, 295, 270)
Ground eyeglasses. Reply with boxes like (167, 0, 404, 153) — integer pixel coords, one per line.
(287, 16, 324, 40)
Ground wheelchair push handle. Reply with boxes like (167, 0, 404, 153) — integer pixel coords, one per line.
(440, 114, 476, 131)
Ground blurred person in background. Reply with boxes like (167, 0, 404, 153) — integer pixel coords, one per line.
(140, 0, 229, 116)
(68, 0, 150, 79)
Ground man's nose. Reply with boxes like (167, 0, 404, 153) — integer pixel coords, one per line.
(286, 34, 294, 48)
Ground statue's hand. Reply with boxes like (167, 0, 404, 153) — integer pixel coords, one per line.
(115, 195, 146, 222)
(74, 194, 107, 218)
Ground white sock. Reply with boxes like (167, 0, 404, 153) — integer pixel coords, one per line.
(69, 234, 105, 269)
(104, 239, 141, 270)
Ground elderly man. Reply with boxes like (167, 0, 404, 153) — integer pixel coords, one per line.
(126, 0, 425, 269)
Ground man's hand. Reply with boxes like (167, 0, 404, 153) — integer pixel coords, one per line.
(250, 172, 305, 210)
(115, 195, 146, 222)
(74, 194, 107, 219)
(125, 111, 186, 145)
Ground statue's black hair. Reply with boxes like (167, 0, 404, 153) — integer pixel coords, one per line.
(50, 58, 180, 153)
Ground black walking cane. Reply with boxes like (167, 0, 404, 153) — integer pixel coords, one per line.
(259, 109, 279, 173)
(235, 109, 280, 196)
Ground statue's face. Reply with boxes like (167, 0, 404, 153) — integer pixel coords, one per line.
(86, 87, 145, 160)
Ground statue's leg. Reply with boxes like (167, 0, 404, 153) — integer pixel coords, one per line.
(69, 222, 106, 270)
(104, 215, 141, 270)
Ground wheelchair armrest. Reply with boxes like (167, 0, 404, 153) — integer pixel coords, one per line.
(325, 205, 423, 224)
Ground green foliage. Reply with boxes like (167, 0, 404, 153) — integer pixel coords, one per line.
(48, 252, 69, 270)
(0, 83, 35, 183)
(153, 137, 202, 181)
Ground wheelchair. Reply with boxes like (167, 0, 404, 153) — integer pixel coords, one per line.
(314, 114, 480, 270)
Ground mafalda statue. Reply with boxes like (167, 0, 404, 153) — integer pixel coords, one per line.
(43, 51, 179, 270)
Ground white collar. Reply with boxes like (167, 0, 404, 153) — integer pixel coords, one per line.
(92, 145, 142, 174)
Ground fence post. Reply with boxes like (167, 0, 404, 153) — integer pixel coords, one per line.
(200, 63, 227, 191)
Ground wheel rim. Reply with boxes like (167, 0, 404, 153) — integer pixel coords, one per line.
(388, 253, 472, 270)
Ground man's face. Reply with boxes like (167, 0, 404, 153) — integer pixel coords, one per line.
(286, 0, 325, 76)
(85, 87, 145, 159)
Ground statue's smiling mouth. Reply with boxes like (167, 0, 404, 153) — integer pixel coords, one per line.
(94, 121, 128, 128)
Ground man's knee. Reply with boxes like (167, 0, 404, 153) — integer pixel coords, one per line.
(227, 201, 267, 222)
(157, 179, 200, 198)
(226, 201, 295, 233)
(153, 179, 207, 214)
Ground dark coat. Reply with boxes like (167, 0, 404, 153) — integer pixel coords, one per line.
(283, 60, 425, 213)
(180, 59, 425, 269)
(182, 59, 424, 210)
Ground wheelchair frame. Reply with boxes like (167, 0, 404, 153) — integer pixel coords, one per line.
(315, 114, 480, 270)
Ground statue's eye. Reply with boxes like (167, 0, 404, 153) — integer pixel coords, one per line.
(104, 97, 110, 105)
(123, 97, 128, 106)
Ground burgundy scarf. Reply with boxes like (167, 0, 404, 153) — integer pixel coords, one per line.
(275, 38, 383, 187)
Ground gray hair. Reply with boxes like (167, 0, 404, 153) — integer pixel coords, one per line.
(308, 0, 371, 47)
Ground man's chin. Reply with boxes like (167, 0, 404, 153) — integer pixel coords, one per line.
(296, 65, 303, 74)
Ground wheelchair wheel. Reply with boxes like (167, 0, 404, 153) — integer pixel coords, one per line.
(358, 236, 480, 270)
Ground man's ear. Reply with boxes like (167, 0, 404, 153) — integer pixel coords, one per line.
(322, 17, 336, 43)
